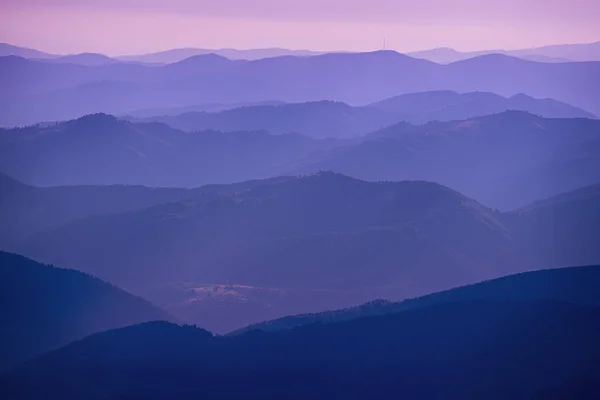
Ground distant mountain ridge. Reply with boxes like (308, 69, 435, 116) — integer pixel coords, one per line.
(409, 41, 600, 63)
(0, 113, 341, 188)
(0, 43, 57, 59)
(369, 90, 596, 121)
(293, 111, 600, 209)
(38, 52, 122, 66)
(5, 41, 600, 65)
(0, 43, 326, 65)
(118, 47, 326, 63)
(124, 100, 287, 118)
(2, 111, 600, 210)
(131, 100, 398, 138)
(1, 50, 599, 126)
(130, 91, 595, 139)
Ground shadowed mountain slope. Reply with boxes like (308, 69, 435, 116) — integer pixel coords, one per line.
(234, 264, 600, 334)
(3, 299, 600, 399)
(0, 252, 172, 372)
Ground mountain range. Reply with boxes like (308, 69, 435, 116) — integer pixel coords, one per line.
(295, 111, 600, 209)
(2, 111, 599, 209)
(0, 171, 297, 248)
(0, 251, 171, 371)
(0, 113, 341, 188)
(0, 43, 56, 59)
(408, 41, 600, 63)
(8, 172, 523, 331)
(409, 47, 573, 63)
(125, 100, 287, 118)
(38, 52, 127, 66)
(2, 264, 600, 399)
(370, 90, 595, 121)
(128, 100, 398, 138)
(6, 172, 600, 332)
(2, 34, 600, 400)
(129, 91, 595, 139)
(0, 43, 325, 64)
(4, 41, 600, 64)
(118, 47, 325, 63)
(1, 50, 599, 126)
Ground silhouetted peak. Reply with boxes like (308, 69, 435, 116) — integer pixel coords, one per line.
(419, 89, 459, 96)
(509, 93, 534, 101)
(365, 50, 428, 63)
(67, 113, 121, 129)
(367, 50, 402, 57)
(454, 53, 525, 65)
(241, 172, 367, 201)
(315, 50, 418, 64)
(170, 53, 234, 67)
(300, 171, 362, 183)
(378, 90, 460, 102)
(56, 113, 133, 137)
(282, 173, 463, 203)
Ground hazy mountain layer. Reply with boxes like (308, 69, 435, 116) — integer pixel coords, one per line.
(1, 51, 599, 126)
(9, 173, 600, 332)
(2, 111, 599, 209)
(294, 111, 600, 209)
(130, 91, 594, 139)
(0, 113, 341, 188)
(409, 41, 600, 63)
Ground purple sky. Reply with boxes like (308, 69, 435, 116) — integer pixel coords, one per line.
(1, 0, 599, 55)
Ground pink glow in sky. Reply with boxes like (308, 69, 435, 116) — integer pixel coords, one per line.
(1, 0, 599, 55)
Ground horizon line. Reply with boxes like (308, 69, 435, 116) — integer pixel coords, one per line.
(2, 39, 599, 58)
